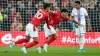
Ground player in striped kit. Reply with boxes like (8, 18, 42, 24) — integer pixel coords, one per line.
(71, 1, 92, 52)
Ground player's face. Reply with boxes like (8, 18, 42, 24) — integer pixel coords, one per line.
(46, 7, 50, 12)
(61, 12, 68, 18)
(74, 3, 80, 9)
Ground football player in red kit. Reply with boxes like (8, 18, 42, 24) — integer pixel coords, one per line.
(36, 8, 82, 53)
(8, 3, 51, 54)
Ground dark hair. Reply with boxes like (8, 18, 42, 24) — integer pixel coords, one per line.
(61, 8, 68, 12)
(75, 1, 81, 4)
(43, 3, 51, 9)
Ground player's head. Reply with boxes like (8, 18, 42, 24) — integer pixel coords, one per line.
(43, 3, 51, 12)
(74, 1, 81, 9)
(61, 8, 68, 18)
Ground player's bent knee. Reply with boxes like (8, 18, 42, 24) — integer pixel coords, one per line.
(34, 40, 39, 43)
(34, 41, 39, 44)
(33, 37, 39, 43)
(46, 37, 50, 40)
(52, 34, 58, 39)
(25, 36, 30, 42)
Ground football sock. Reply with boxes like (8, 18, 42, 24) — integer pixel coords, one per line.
(25, 41, 38, 49)
(15, 39, 28, 44)
(79, 35, 85, 49)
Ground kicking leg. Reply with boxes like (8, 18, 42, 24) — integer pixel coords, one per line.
(21, 37, 38, 53)
(43, 34, 57, 52)
(9, 36, 30, 50)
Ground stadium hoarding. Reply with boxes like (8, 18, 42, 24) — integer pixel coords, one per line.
(0, 31, 100, 46)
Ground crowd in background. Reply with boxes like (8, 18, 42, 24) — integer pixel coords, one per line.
(0, 0, 100, 32)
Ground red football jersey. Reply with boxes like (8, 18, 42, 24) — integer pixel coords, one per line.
(30, 9, 49, 28)
(48, 11, 70, 27)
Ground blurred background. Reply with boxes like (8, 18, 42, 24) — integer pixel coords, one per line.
(0, 0, 100, 32)
(0, 1, 100, 56)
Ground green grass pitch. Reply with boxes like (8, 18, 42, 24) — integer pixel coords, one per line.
(0, 46, 100, 56)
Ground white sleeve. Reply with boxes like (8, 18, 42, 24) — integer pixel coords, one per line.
(71, 9, 74, 16)
(84, 9, 88, 16)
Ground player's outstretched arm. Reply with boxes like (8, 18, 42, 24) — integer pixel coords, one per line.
(85, 16, 92, 31)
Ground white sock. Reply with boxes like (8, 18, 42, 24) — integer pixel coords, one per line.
(79, 35, 85, 49)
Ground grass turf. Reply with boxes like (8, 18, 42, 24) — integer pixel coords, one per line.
(0, 46, 100, 56)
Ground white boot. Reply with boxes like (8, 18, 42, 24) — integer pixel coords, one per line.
(21, 47, 27, 54)
(43, 44, 48, 52)
(36, 47, 42, 53)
